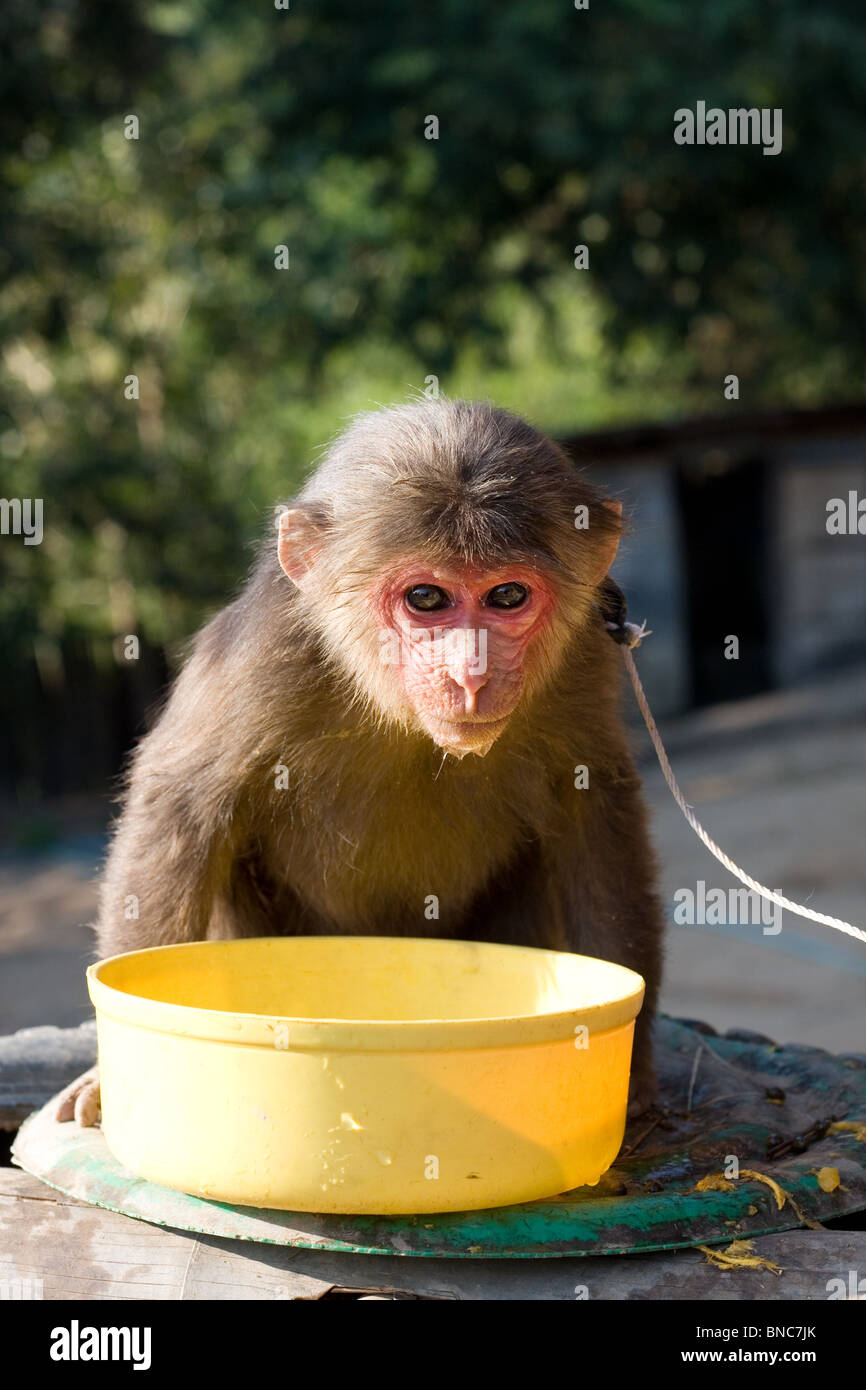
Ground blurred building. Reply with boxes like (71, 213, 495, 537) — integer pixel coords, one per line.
(564, 404, 866, 716)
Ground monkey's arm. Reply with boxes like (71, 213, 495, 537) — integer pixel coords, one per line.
(95, 618, 263, 958)
(96, 752, 238, 958)
(58, 650, 254, 1126)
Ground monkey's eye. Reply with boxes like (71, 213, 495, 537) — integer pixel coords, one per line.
(405, 584, 451, 612)
(484, 582, 528, 610)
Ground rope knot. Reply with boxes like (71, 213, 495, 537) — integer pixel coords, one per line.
(605, 618, 652, 650)
(598, 576, 651, 649)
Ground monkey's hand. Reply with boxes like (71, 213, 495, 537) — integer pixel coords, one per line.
(54, 1065, 101, 1127)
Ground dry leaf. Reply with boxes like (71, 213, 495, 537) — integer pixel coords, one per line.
(739, 1169, 824, 1231)
(814, 1167, 841, 1193)
(693, 1172, 735, 1192)
(829, 1121, 866, 1143)
(694, 1167, 824, 1231)
(697, 1240, 783, 1275)
(739, 1168, 786, 1210)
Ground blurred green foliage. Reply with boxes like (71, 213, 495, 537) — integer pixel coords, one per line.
(2, 0, 866, 794)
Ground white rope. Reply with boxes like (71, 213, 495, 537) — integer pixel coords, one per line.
(613, 624, 866, 948)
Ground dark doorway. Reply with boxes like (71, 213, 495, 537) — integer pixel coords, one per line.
(676, 455, 773, 707)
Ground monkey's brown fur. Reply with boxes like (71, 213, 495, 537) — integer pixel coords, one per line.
(93, 399, 664, 1110)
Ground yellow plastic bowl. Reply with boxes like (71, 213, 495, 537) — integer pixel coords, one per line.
(87, 936, 644, 1215)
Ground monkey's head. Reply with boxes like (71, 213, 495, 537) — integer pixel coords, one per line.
(277, 400, 621, 758)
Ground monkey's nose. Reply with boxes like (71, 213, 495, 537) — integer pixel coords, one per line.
(449, 668, 489, 714)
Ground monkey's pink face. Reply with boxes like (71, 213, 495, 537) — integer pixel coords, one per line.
(376, 562, 556, 757)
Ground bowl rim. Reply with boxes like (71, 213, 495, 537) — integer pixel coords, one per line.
(87, 935, 645, 1051)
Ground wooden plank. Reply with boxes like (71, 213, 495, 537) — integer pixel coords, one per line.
(2, 1170, 864, 1300)
(0, 1171, 332, 1301)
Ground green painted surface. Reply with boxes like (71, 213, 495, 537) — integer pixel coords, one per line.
(12, 1018, 866, 1258)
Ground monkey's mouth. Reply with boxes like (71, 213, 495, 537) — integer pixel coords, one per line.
(422, 714, 510, 757)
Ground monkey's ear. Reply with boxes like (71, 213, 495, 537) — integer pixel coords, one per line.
(277, 508, 326, 589)
(586, 498, 622, 585)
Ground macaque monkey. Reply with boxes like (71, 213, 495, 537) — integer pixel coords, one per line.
(58, 399, 663, 1129)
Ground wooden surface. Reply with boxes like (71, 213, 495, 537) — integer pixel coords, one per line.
(2, 1170, 864, 1300)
